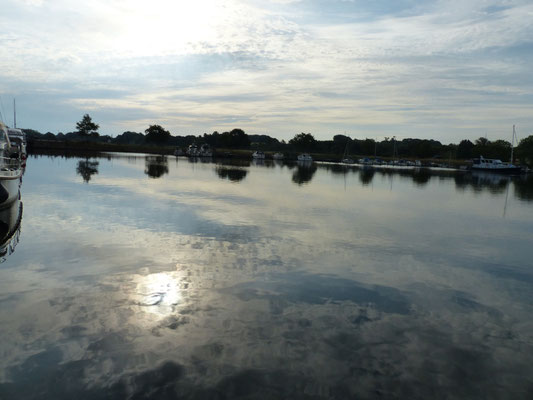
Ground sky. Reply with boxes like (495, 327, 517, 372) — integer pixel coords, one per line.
(0, 0, 532, 143)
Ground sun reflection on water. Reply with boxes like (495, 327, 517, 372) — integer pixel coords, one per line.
(134, 272, 182, 315)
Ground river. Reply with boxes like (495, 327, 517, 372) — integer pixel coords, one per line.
(1, 153, 532, 399)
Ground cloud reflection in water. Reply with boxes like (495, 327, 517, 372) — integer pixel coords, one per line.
(1, 154, 533, 399)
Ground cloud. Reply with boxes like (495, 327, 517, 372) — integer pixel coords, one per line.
(0, 0, 532, 141)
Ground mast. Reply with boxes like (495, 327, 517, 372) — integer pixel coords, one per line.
(510, 125, 515, 164)
(13, 99, 16, 128)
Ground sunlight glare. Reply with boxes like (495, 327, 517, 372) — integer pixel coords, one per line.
(136, 272, 181, 315)
(113, 0, 224, 56)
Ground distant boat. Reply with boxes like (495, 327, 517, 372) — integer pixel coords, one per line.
(252, 151, 265, 159)
(186, 144, 199, 157)
(471, 126, 523, 174)
(297, 153, 313, 162)
(273, 152, 284, 160)
(174, 147, 184, 156)
(199, 144, 212, 157)
(471, 156, 522, 174)
(0, 123, 23, 207)
(341, 142, 354, 164)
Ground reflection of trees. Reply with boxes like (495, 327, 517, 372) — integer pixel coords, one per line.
(218, 159, 251, 168)
(454, 172, 509, 194)
(292, 163, 317, 185)
(513, 174, 533, 201)
(144, 156, 169, 179)
(358, 167, 375, 185)
(216, 167, 248, 182)
(411, 168, 432, 186)
(76, 159, 99, 183)
(327, 164, 352, 175)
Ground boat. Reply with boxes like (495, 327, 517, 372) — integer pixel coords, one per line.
(0, 198, 23, 263)
(272, 152, 284, 160)
(174, 147, 184, 156)
(6, 128, 26, 160)
(471, 126, 523, 174)
(198, 144, 212, 157)
(471, 156, 522, 174)
(297, 153, 313, 162)
(341, 142, 354, 164)
(0, 123, 23, 207)
(252, 151, 265, 159)
(186, 144, 199, 157)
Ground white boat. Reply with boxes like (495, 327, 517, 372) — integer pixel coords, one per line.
(199, 144, 212, 157)
(472, 126, 523, 174)
(272, 152, 284, 160)
(471, 156, 521, 174)
(6, 128, 26, 160)
(0, 123, 23, 208)
(297, 153, 313, 162)
(341, 142, 354, 164)
(342, 157, 355, 164)
(186, 144, 200, 157)
(0, 198, 22, 263)
(252, 151, 265, 159)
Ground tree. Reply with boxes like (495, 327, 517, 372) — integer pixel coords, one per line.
(516, 135, 533, 166)
(289, 133, 317, 151)
(475, 137, 490, 147)
(457, 139, 474, 159)
(488, 139, 511, 161)
(219, 128, 250, 148)
(145, 125, 171, 144)
(76, 114, 99, 136)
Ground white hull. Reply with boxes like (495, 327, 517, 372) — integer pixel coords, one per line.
(0, 199, 23, 262)
(0, 174, 21, 208)
(297, 154, 313, 162)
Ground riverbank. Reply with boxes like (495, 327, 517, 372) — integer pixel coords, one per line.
(28, 138, 469, 167)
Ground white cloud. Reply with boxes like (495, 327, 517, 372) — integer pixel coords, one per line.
(1, 0, 532, 141)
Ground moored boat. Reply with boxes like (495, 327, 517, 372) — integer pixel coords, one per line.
(471, 125, 524, 174)
(186, 144, 199, 157)
(0, 123, 23, 208)
(0, 198, 22, 263)
(341, 141, 354, 164)
(252, 151, 265, 159)
(273, 152, 284, 160)
(199, 144, 213, 157)
(6, 128, 26, 160)
(471, 156, 522, 174)
(297, 153, 313, 162)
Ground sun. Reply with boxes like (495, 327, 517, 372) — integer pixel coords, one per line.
(111, 0, 225, 57)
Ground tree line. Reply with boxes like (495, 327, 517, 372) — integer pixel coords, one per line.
(22, 114, 533, 165)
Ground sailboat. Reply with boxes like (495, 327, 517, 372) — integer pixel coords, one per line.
(0, 122, 23, 207)
(471, 125, 523, 174)
(5, 99, 27, 160)
(341, 141, 354, 164)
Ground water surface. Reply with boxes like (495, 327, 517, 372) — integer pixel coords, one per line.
(1, 154, 532, 399)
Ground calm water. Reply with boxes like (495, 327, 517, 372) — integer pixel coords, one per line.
(1, 153, 533, 399)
